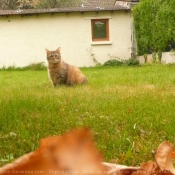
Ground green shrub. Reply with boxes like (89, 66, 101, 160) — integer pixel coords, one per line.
(103, 58, 140, 66)
(103, 59, 124, 66)
(1, 65, 17, 70)
(23, 62, 46, 70)
(124, 58, 140, 66)
(133, 0, 175, 55)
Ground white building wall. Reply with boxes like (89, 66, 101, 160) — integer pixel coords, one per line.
(0, 11, 132, 68)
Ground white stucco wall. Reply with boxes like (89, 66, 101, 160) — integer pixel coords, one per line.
(0, 11, 132, 68)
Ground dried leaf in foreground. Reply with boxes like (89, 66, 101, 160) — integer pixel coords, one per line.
(155, 141, 175, 174)
(133, 141, 175, 175)
(0, 129, 175, 175)
(0, 128, 104, 175)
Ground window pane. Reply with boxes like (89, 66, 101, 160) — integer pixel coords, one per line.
(93, 21, 107, 39)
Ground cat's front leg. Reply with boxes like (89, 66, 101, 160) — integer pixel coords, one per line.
(53, 83, 57, 87)
(65, 77, 74, 86)
(67, 81, 74, 86)
(52, 76, 61, 87)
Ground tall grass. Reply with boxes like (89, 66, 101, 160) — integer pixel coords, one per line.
(0, 64, 175, 166)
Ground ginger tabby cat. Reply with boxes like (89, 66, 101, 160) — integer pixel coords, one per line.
(46, 47, 87, 87)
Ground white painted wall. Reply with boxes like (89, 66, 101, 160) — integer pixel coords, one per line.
(0, 11, 132, 68)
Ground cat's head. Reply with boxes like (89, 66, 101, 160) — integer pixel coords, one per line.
(45, 47, 61, 64)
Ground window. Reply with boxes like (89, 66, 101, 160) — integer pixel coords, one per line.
(91, 19, 109, 41)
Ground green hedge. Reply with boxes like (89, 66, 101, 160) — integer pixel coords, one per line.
(133, 0, 175, 55)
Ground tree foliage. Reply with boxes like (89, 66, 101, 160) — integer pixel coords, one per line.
(17, 0, 40, 8)
(0, 0, 18, 9)
(36, 0, 85, 8)
(0, 0, 85, 9)
(133, 0, 175, 55)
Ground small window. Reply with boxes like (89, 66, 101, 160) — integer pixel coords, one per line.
(91, 19, 109, 41)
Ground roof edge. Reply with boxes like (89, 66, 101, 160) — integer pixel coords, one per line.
(0, 5, 131, 16)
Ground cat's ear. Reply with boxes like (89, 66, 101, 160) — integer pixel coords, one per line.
(45, 49, 50, 54)
(56, 47, 61, 53)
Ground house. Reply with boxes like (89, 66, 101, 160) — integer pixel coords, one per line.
(0, 0, 134, 68)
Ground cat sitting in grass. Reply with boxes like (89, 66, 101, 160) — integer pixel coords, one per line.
(45, 47, 87, 87)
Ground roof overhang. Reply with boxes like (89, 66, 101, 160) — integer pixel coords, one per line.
(0, 5, 131, 17)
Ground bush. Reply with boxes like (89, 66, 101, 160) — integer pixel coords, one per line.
(133, 0, 175, 55)
(124, 58, 140, 66)
(103, 58, 140, 66)
(103, 59, 124, 66)
(23, 62, 46, 70)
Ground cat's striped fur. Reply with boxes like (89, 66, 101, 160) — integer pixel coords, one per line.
(46, 47, 87, 87)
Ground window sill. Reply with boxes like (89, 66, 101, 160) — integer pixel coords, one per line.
(91, 41, 112, 45)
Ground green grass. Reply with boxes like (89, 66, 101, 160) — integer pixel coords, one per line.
(0, 64, 175, 166)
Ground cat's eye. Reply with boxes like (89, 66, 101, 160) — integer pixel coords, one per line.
(55, 54, 61, 58)
(48, 55, 53, 60)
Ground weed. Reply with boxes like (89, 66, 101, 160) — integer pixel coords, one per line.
(23, 62, 46, 70)
(0, 62, 46, 71)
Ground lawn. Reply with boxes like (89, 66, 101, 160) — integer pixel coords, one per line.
(0, 64, 175, 166)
